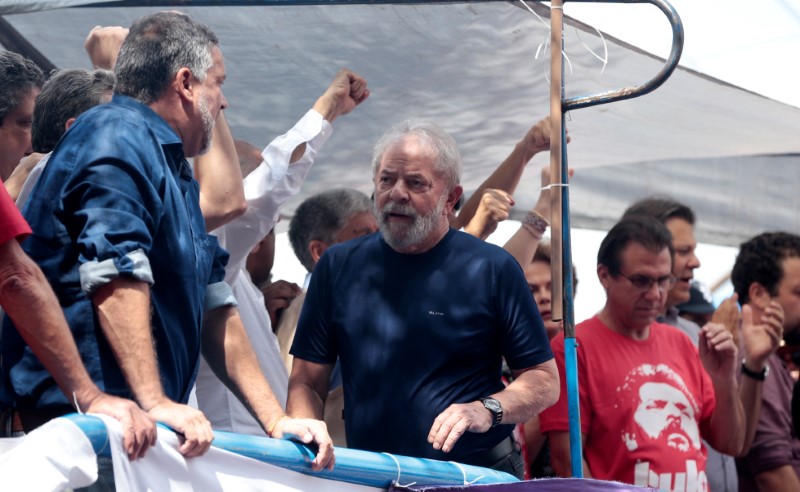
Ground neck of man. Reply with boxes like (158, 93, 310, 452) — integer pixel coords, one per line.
(598, 306, 651, 341)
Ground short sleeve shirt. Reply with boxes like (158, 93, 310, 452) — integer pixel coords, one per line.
(0, 179, 31, 245)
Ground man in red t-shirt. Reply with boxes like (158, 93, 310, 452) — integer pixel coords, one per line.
(539, 216, 745, 491)
(0, 179, 155, 459)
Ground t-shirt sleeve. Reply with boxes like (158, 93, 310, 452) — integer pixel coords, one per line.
(496, 255, 554, 370)
(0, 179, 31, 245)
(290, 251, 338, 365)
(539, 332, 592, 435)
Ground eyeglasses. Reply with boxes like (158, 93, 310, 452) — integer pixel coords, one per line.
(618, 273, 677, 293)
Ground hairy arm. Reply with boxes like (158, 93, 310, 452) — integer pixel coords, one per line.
(93, 277, 212, 457)
(201, 306, 286, 427)
(287, 358, 334, 421)
(737, 302, 783, 455)
(205, 314, 335, 471)
(699, 323, 746, 456)
(195, 111, 247, 231)
(427, 359, 559, 453)
(452, 117, 559, 230)
(1, 240, 156, 458)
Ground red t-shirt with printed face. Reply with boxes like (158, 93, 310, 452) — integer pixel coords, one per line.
(539, 316, 716, 492)
(0, 178, 31, 245)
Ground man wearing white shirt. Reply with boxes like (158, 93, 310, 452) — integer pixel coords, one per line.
(194, 69, 369, 435)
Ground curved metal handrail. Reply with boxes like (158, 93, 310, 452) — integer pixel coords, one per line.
(563, 0, 684, 111)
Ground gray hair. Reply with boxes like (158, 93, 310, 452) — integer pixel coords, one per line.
(289, 188, 373, 272)
(371, 119, 462, 192)
(0, 50, 44, 125)
(32, 68, 115, 153)
(114, 12, 218, 104)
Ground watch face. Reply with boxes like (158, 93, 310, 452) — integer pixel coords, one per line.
(484, 398, 501, 412)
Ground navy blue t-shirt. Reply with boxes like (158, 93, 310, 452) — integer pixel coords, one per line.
(292, 228, 553, 461)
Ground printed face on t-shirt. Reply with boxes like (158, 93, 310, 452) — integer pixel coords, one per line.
(619, 364, 702, 456)
(634, 381, 701, 452)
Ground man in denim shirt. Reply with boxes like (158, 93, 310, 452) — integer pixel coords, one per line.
(0, 12, 333, 468)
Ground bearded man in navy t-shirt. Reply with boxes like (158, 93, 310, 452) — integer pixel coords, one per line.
(287, 119, 558, 479)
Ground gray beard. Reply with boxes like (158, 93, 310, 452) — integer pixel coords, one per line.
(197, 94, 214, 155)
(376, 194, 446, 250)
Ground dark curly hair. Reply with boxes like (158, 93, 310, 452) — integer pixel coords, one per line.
(731, 232, 800, 304)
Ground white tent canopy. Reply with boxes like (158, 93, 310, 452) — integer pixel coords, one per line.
(2, 0, 798, 246)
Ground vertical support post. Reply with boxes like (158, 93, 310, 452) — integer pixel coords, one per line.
(550, 0, 583, 478)
(549, 0, 564, 324)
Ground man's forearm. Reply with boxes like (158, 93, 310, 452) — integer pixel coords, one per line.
(495, 359, 560, 424)
(707, 377, 746, 456)
(738, 374, 764, 455)
(0, 241, 103, 409)
(201, 306, 285, 434)
(286, 359, 332, 421)
(195, 111, 246, 231)
(452, 140, 533, 230)
(93, 278, 166, 410)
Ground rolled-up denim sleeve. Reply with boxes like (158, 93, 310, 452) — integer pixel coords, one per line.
(79, 248, 154, 294)
(70, 132, 164, 296)
(204, 236, 237, 311)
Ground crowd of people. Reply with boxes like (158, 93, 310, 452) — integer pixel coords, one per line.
(0, 11, 798, 492)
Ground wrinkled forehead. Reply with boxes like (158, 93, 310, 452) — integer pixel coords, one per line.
(378, 135, 439, 175)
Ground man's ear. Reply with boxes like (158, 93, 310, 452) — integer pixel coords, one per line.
(174, 67, 196, 103)
(748, 282, 771, 309)
(308, 240, 329, 265)
(445, 185, 463, 215)
(597, 264, 611, 290)
(64, 117, 77, 131)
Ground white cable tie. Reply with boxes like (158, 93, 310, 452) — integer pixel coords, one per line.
(542, 183, 569, 191)
(382, 452, 417, 488)
(574, 23, 609, 74)
(449, 461, 486, 485)
(551, 5, 563, 10)
(72, 391, 84, 414)
(519, 0, 551, 29)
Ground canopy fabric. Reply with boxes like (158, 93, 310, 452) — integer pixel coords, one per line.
(2, 1, 798, 245)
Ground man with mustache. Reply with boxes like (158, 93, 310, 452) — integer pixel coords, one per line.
(287, 119, 558, 478)
(0, 12, 333, 469)
(540, 216, 746, 491)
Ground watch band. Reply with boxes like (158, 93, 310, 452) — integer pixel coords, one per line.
(741, 360, 769, 381)
(480, 397, 503, 428)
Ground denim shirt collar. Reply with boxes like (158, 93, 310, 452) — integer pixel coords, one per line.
(110, 95, 191, 178)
